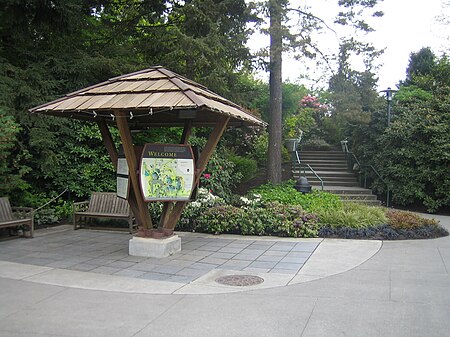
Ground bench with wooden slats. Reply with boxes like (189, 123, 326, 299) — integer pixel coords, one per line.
(73, 192, 135, 233)
(0, 197, 34, 238)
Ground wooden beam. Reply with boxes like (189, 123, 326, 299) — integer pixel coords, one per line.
(97, 120, 143, 226)
(115, 111, 152, 230)
(163, 115, 230, 230)
(97, 121, 118, 170)
(180, 120, 193, 144)
(158, 120, 193, 229)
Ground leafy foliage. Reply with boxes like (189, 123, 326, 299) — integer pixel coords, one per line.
(250, 181, 342, 213)
(386, 210, 438, 230)
(316, 203, 387, 229)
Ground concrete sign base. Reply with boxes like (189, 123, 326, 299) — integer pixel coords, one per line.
(129, 235, 181, 258)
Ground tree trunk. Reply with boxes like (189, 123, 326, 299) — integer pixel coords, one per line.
(268, 0, 283, 184)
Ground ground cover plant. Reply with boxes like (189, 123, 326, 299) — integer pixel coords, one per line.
(168, 182, 448, 241)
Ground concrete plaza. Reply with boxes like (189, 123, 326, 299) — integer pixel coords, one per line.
(0, 213, 449, 336)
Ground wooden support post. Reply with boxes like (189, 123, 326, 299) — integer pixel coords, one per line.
(180, 120, 193, 145)
(97, 121, 143, 226)
(97, 121, 118, 169)
(115, 111, 152, 230)
(158, 120, 193, 230)
(162, 116, 230, 231)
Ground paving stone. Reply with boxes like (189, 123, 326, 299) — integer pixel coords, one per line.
(240, 249, 266, 255)
(280, 256, 309, 264)
(128, 263, 159, 272)
(119, 255, 148, 263)
(285, 251, 312, 258)
(197, 245, 222, 252)
(114, 269, 147, 278)
(200, 257, 228, 265)
(14, 257, 57, 266)
(262, 250, 288, 257)
(209, 252, 236, 259)
(106, 260, 136, 269)
(222, 259, 252, 267)
(256, 255, 284, 263)
(275, 262, 303, 270)
(46, 260, 80, 268)
(152, 264, 184, 275)
(164, 259, 195, 268)
(70, 263, 98, 272)
(225, 242, 253, 248)
(90, 266, 123, 275)
(291, 242, 319, 252)
(189, 262, 219, 270)
(245, 246, 270, 252)
(268, 245, 293, 252)
(248, 261, 278, 269)
(166, 275, 197, 283)
(174, 254, 204, 262)
(176, 268, 207, 277)
(269, 268, 298, 274)
(242, 267, 271, 273)
(139, 272, 172, 281)
(232, 253, 262, 261)
(217, 247, 243, 254)
(84, 258, 117, 266)
(181, 250, 212, 257)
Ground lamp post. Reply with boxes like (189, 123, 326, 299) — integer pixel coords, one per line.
(380, 87, 398, 126)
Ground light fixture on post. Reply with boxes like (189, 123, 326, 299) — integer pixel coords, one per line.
(380, 87, 398, 126)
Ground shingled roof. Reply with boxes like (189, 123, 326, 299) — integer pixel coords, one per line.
(29, 66, 265, 128)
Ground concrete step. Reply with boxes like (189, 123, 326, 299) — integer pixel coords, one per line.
(310, 181, 360, 187)
(294, 174, 358, 183)
(301, 159, 348, 165)
(301, 171, 356, 178)
(305, 164, 349, 170)
(300, 151, 345, 157)
(321, 187, 375, 195)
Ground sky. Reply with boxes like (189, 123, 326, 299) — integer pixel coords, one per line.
(248, 0, 449, 91)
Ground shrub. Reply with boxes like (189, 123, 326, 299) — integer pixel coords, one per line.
(386, 210, 438, 230)
(317, 203, 387, 229)
(228, 154, 257, 183)
(251, 181, 342, 213)
(253, 131, 268, 167)
(197, 205, 244, 234)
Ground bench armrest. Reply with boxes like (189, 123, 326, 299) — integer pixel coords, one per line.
(73, 201, 89, 213)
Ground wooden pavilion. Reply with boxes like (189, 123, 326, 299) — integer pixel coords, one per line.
(30, 66, 265, 240)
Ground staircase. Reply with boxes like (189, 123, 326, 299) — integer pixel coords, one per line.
(293, 150, 381, 206)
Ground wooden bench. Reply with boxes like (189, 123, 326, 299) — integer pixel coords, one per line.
(73, 192, 135, 233)
(0, 197, 34, 238)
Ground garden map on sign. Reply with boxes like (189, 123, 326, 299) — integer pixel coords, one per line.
(141, 157, 194, 201)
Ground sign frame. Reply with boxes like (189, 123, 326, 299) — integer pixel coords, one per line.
(139, 143, 196, 202)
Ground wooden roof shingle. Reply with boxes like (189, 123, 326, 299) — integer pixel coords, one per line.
(29, 66, 265, 127)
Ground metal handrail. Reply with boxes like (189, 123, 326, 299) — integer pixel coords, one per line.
(294, 149, 324, 191)
(340, 140, 391, 207)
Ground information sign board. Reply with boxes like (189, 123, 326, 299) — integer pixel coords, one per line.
(140, 144, 195, 201)
(116, 145, 129, 199)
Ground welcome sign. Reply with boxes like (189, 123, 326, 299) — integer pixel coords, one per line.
(140, 144, 195, 201)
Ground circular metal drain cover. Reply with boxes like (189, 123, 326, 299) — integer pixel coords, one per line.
(215, 275, 264, 287)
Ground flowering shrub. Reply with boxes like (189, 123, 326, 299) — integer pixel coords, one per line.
(197, 205, 244, 234)
(178, 188, 224, 231)
(300, 95, 328, 110)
